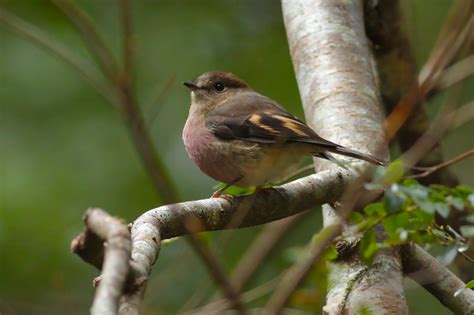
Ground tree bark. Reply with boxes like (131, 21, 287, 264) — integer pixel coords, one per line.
(282, 1, 407, 314)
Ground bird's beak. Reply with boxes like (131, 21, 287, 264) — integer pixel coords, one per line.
(183, 82, 200, 91)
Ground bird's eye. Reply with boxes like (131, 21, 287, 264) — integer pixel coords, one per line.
(214, 82, 225, 92)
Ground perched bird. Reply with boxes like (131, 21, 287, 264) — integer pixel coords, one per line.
(182, 71, 384, 196)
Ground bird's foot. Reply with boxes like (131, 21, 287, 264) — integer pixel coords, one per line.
(210, 190, 234, 202)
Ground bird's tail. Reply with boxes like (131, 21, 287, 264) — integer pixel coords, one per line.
(330, 146, 385, 166)
(316, 146, 385, 166)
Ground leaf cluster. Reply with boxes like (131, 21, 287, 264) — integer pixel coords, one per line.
(354, 179, 474, 265)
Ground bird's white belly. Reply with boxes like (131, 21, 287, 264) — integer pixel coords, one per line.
(236, 145, 306, 187)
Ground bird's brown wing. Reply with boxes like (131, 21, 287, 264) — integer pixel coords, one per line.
(205, 92, 339, 148)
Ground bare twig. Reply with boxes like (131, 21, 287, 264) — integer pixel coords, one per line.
(113, 0, 178, 205)
(51, 0, 118, 80)
(364, 0, 461, 188)
(409, 148, 474, 179)
(435, 55, 474, 91)
(194, 214, 304, 314)
(403, 243, 474, 314)
(146, 75, 176, 125)
(447, 100, 474, 131)
(0, 9, 118, 105)
(230, 215, 304, 292)
(400, 83, 463, 172)
(263, 224, 342, 315)
(119, 0, 133, 89)
(194, 276, 282, 315)
(384, 4, 473, 141)
(186, 236, 248, 315)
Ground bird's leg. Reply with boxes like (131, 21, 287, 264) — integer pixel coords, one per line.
(211, 183, 232, 198)
(211, 177, 242, 200)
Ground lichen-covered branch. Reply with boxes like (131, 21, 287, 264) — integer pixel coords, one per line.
(130, 168, 349, 267)
(71, 208, 131, 315)
(70, 169, 351, 313)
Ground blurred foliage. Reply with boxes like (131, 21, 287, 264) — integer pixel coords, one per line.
(354, 179, 474, 265)
(0, 0, 472, 314)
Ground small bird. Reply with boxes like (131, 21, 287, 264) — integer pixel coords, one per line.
(183, 71, 384, 196)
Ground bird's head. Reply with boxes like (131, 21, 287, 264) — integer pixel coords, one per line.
(184, 71, 252, 114)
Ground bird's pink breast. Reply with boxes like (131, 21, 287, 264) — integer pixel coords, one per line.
(182, 116, 241, 184)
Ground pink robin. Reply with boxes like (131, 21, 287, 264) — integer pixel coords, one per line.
(182, 71, 384, 197)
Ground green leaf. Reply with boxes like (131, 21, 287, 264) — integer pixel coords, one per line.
(324, 245, 338, 261)
(466, 279, 474, 289)
(212, 182, 254, 196)
(447, 225, 465, 241)
(363, 202, 386, 218)
(382, 160, 405, 185)
(465, 214, 474, 223)
(468, 194, 474, 207)
(436, 245, 458, 266)
(460, 225, 474, 237)
(357, 305, 375, 315)
(431, 227, 450, 240)
(455, 185, 473, 195)
(385, 189, 404, 213)
(360, 230, 377, 265)
(434, 203, 450, 218)
(399, 183, 437, 214)
(350, 212, 365, 224)
(383, 212, 410, 239)
(447, 196, 464, 211)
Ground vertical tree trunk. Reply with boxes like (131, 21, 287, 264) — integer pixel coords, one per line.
(282, 0, 408, 313)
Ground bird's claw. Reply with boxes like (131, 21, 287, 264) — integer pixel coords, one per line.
(211, 191, 234, 202)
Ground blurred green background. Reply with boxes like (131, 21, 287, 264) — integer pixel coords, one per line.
(1, 0, 472, 314)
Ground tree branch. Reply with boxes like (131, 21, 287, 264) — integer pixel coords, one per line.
(282, 1, 406, 314)
(403, 243, 474, 314)
(71, 208, 131, 315)
(408, 148, 474, 179)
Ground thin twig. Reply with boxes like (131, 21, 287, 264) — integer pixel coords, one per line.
(194, 214, 304, 314)
(51, 0, 118, 80)
(400, 82, 464, 171)
(447, 100, 474, 131)
(114, 0, 178, 204)
(186, 235, 248, 315)
(383, 5, 473, 140)
(145, 75, 176, 126)
(263, 224, 343, 315)
(435, 55, 474, 91)
(0, 9, 118, 106)
(119, 0, 133, 89)
(193, 276, 281, 315)
(230, 215, 304, 292)
(408, 148, 474, 179)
